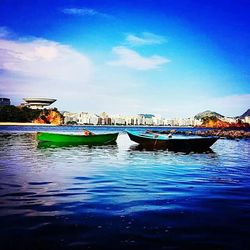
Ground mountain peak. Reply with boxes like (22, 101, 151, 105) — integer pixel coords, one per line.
(239, 108, 250, 118)
(194, 110, 224, 120)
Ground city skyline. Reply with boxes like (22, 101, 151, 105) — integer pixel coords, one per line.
(8, 96, 250, 119)
(0, 0, 250, 117)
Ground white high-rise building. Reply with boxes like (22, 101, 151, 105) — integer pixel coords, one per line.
(243, 116, 250, 124)
(78, 112, 99, 125)
(63, 112, 78, 124)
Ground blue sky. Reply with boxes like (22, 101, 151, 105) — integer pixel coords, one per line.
(0, 0, 249, 117)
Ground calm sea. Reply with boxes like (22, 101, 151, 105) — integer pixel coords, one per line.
(0, 126, 250, 250)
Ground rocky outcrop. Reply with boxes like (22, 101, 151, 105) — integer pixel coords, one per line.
(148, 129, 250, 139)
(194, 108, 250, 128)
(199, 117, 249, 129)
(33, 109, 64, 125)
(194, 130, 250, 139)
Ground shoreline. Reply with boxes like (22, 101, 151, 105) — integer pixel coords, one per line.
(0, 122, 191, 128)
(0, 122, 249, 130)
(0, 123, 249, 139)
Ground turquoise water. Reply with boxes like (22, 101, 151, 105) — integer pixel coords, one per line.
(0, 126, 250, 249)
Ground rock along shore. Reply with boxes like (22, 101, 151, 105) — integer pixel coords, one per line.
(148, 129, 250, 139)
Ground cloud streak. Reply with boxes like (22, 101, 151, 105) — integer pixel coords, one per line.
(126, 32, 166, 46)
(62, 8, 111, 18)
(108, 46, 170, 70)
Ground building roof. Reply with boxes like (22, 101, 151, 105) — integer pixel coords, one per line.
(23, 98, 56, 104)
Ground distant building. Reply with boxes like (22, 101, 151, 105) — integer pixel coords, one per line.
(63, 112, 79, 124)
(23, 98, 56, 109)
(243, 116, 250, 124)
(153, 115, 164, 126)
(78, 112, 99, 125)
(0, 98, 11, 106)
(137, 114, 155, 125)
(61, 111, 207, 127)
(98, 112, 112, 125)
(111, 115, 126, 125)
(163, 117, 202, 127)
(221, 117, 237, 123)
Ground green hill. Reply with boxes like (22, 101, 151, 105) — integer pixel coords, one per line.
(194, 110, 224, 120)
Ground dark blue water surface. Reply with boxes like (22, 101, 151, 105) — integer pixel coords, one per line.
(0, 126, 250, 250)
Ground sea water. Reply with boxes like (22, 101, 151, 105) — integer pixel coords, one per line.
(0, 126, 250, 249)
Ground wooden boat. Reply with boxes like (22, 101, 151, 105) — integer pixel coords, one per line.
(37, 132, 119, 145)
(127, 130, 219, 151)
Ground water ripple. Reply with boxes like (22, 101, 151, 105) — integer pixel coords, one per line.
(0, 128, 250, 249)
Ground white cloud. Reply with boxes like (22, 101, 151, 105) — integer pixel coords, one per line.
(108, 46, 170, 70)
(1, 33, 247, 117)
(0, 37, 93, 103)
(126, 32, 166, 46)
(62, 8, 110, 18)
(0, 38, 92, 81)
(0, 36, 145, 113)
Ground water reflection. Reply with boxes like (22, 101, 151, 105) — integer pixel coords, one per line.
(129, 143, 215, 154)
(0, 129, 250, 250)
(35, 141, 119, 166)
(37, 141, 117, 149)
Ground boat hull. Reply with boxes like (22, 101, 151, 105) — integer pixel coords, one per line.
(127, 131, 219, 151)
(37, 132, 119, 145)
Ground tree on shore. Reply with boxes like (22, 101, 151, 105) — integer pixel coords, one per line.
(0, 105, 41, 122)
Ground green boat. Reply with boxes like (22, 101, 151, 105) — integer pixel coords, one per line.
(36, 132, 119, 145)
